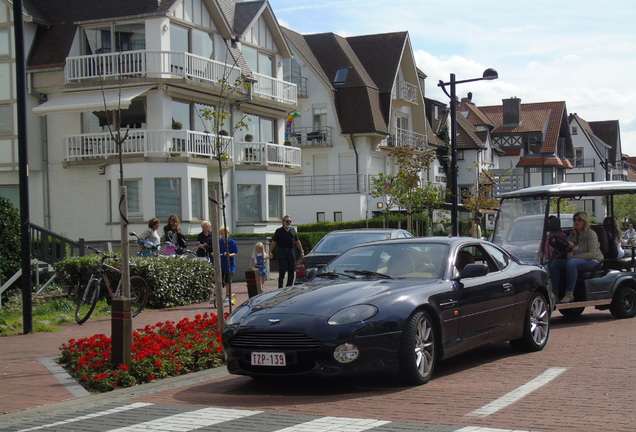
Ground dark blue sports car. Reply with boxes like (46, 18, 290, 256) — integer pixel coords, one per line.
(222, 237, 552, 385)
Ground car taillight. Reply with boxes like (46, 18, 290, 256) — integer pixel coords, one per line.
(296, 259, 306, 277)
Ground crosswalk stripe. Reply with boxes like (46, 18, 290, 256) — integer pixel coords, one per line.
(466, 367, 568, 417)
(16, 402, 154, 432)
(107, 407, 263, 431)
(276, 416, 391, 432)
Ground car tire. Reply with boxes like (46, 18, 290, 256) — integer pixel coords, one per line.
(609, 286, 636, 319)
(510, 291, 550, 352)
(398, 310, 436, 385)
(558, 307, 585, 317)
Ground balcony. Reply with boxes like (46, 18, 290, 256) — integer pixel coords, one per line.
(392, 80, 419, 105)
(236, 141, 301, 170)
(286, 174, 370, 196)
(568, 158, 596, 168)
(65, 50, 242, 88)
(380, 127, 427, 151)
(286, 126, 333, 147)
(252, 71, 298, 105)
(65, 129, 233, 161)
(285, 75, 308, 97)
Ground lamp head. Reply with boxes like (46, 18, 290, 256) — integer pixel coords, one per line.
(482, 68, 498, 80)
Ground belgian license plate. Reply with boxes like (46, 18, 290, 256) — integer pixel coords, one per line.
(251, 352, 286, 366)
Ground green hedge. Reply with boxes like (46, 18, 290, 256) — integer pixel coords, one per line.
(53, 255, 214, 309)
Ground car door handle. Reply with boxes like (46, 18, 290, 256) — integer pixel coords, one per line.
(502, 283, 512, 292)
(440, 300, 457, 308)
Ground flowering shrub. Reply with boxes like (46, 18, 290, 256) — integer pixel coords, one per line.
(58, 313, 225, 393)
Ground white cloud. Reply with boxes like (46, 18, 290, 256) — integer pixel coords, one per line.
(269, 0, 636, 154)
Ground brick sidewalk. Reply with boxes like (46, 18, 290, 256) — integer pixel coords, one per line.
(0, 280, 272, 415)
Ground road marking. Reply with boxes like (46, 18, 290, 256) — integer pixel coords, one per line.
(108, 407, 263, 431)
(16, 402, 154, 432)
(466, 367, 567, 417)
(456, 427, 536, 432)
(277, 416, 391, 431)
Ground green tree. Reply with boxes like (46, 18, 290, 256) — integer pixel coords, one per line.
(0, 197, 20, 288)
(461, 165, 509, 237)
(371, 145, 437, 233)
(610, 194, 636, 225)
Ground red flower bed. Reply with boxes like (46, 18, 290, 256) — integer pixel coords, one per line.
(59, 313, 225, 393)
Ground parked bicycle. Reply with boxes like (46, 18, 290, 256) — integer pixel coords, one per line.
(75, 246, 149, 324)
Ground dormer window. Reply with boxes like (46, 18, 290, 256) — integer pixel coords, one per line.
(333, 68, 350, 85)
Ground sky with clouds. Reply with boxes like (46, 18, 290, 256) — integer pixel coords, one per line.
(268, 0, 636, 155)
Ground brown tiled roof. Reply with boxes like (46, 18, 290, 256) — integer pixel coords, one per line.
(281, 27, 332, 88)
(303, 32, 387, 134)
(458, 103, 495, 128)
(479, 101, 571, 155)
(590, 120, 620, 161)
(456, 112, 486, 150)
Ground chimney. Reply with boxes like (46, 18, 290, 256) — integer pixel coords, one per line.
(502, 97, 521, 126)
(460, 92, 473, 104)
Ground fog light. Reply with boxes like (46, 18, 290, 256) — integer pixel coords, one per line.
(333, 343, 359, 363)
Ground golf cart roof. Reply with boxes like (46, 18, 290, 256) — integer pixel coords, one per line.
(499, 181, 636, 199)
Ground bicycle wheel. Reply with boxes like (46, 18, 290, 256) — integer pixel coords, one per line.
(129, 276, 149, 317)
(75, 277, 100, 324)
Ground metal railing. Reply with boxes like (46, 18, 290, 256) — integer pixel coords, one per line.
(236, 141, 301, 169)
(285, 75, 308, 97)
(65, 50, 242, 87)
(393, 80, 419, 104)
(286, 126, 333, 147)
(65, 129, 233, 161)
(286, 174, 369, 196)
(30, 223, 85, 265)
(252, 71, 298, 105)
(380, 127, 428, 151)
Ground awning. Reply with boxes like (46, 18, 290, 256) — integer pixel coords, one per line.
(33, 86, 154, 115)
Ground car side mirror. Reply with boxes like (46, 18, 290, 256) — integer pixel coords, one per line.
(460, 263, 489, 279)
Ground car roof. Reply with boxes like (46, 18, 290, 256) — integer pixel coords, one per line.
(325, 228, 410, 235)
(500, 181, 636, 199)
(349, 236, 486, 247)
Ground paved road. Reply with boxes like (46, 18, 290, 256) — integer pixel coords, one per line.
(1, 291, 634, 431)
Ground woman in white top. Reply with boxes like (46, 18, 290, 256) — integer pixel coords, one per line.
(604, 217, 625, 258)
(140, 218, 161, 246)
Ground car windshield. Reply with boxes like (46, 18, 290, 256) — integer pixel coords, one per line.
(312, 232, 393, 254)
(492, 198, 573, 264)
(322, 242, 449, 279)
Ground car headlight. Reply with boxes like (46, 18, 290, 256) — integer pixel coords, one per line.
(328, 304, 377, 325)
(225, 304, 250, 325)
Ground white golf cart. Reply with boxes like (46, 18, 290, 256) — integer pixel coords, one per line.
(491, 181, 636, 319)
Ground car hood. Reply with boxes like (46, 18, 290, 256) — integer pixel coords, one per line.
(238, 278, 442, 319)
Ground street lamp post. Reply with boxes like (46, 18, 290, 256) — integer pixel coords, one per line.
(438, 68, 498, 236)
(602, 157, 627, 181)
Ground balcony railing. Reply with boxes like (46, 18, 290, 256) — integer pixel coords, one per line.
(393, 80, 419, 104)
(252, 71, 298, 105)
(65, 129, 233, 161)
(65, 50, 242, 87)
(380, 127, 427, 151)
(285, 75, 308, 97)
(286, 174, 369, 196)
(286, 126, 333, 147)
(568, 158, 596, 168)
(236, 142, 301, 169)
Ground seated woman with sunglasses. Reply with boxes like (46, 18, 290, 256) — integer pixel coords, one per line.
(548, 212, 604, 303)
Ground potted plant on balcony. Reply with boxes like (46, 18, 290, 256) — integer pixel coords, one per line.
(244, 134, 253, 142)
(171, 120, 183, 156)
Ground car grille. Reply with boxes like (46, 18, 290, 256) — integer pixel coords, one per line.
(229, 333, 321, 350)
